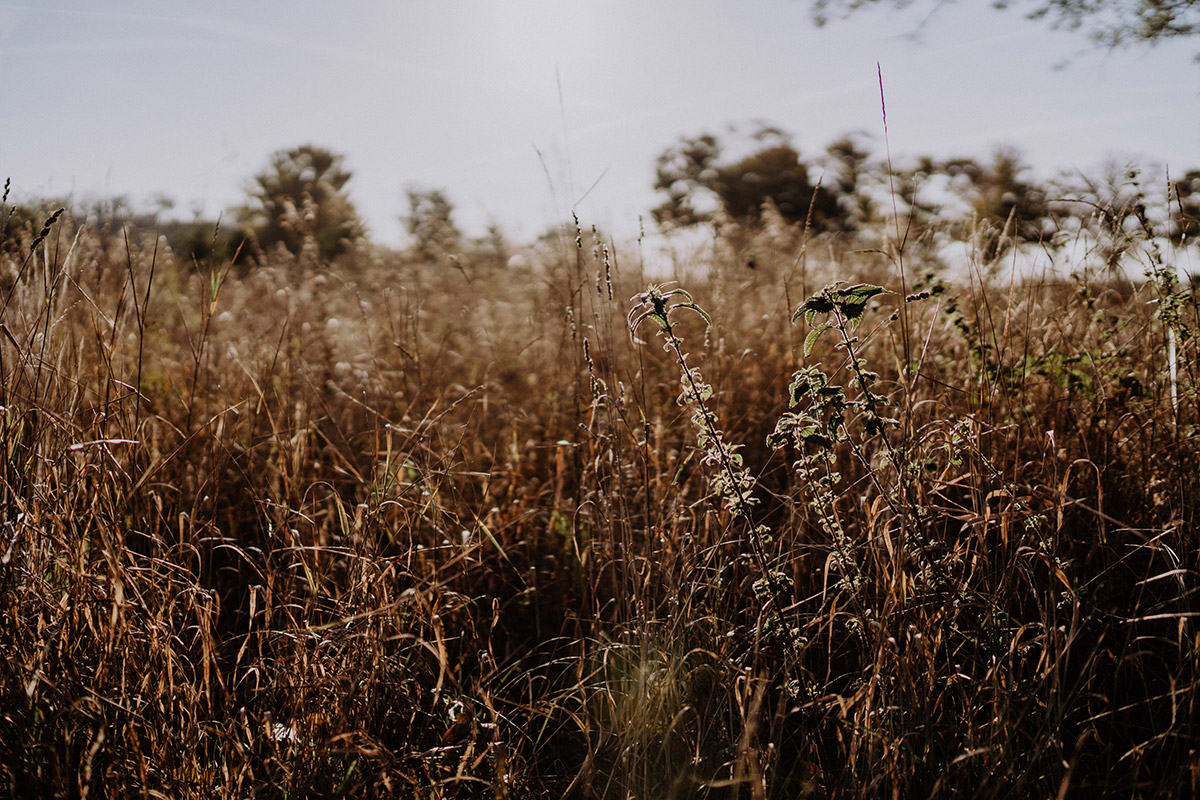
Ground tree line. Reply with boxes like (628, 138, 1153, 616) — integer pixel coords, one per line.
(1, 144, 474, 268)
(4, 133, 1198, 268)
(652, 125, 1200, 260)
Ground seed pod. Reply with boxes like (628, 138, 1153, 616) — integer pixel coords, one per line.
(30, 207, 65, 252)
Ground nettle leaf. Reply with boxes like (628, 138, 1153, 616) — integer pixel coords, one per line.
(803, 323, 831, 357)
(790, 382, 806, 406)
(862, 414, 900, 437)
(834, 283, 888, 327)
(794, 294, 835, 325)
(838, 283, 888, 304)
(799, 428, 834, 449)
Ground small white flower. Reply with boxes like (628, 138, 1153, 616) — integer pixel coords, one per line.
(270, 722, 297, 743)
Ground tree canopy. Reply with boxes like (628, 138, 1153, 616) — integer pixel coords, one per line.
(810, 0, 1200, 54)
(645, 125, 1200, 265)
(651, 129, 847, 232)
(238, 145, 364, 262)
(403, 187, 461, 261)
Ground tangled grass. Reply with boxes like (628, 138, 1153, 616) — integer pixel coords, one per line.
(1, 201, 1198, 798)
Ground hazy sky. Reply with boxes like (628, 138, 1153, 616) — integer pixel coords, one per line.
(2, 1, 1197, 246)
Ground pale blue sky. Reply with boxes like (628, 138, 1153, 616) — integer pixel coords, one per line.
(2, 1, 1196, 245)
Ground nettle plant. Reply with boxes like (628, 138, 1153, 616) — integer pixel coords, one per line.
(628, 282, 904, 631)
(768, 282, 894, 596)
(627, 284, 794, 617)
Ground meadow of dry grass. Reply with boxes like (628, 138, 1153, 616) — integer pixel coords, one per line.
(1, 201, 1198, 798)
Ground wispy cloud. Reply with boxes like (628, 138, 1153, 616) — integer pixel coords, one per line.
(1, 37, 236, 56)
(0, 5, 460, 82)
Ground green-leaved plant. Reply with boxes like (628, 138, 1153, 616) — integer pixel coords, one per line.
(628, 284, 794, 629)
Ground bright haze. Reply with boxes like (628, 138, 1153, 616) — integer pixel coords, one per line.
(2, 1, 1196, 246)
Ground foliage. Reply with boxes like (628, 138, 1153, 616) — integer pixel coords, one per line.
(810, 0, 1200, 55)
(1016, 0, 1200, 49)
(942, 148, 1055, 258)
(651, 128, 847, 232)
(1171, 168, 1200, 243)
(0, 191, 239, 268)
(717, 143, 845, 230)
(648, 132, 1086, 259)
(155, 217, 244, 266)
(823, 132, 879, 228)
(0, 193, 62, 256)
(238, 145, 364, 262)
(403, 186, 461, 261)
(2, 162, 1200, 799)
(650, 133, 723, 228)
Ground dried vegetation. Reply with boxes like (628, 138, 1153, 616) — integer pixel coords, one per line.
(1, 191, 1198, 798)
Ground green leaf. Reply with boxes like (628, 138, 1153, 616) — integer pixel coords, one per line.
(794, 294, 834, 324)
(803, 323, 830, 357)
(838, 283, 888, 303)
(834, 283, 888, 327)
(799, 430, 834, 449)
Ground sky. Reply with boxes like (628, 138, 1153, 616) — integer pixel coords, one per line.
(1, 1, 1197, 247)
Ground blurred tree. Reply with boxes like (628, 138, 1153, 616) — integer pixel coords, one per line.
(810, 0, 1200, 54)
(403, 187, 461, 261)
(1056, 164, 1200, 269)
(1, 196, 68, 255)
(1170, 169, 1200, 244)
(0, 192, 243, 266)
(890, 155, 948, 230)
(239, 145, 364, 261)
(941, 149, 1054, 258)
(651, 133, 723, 228)
(715, 143, 844, 229)
(651, 129, 847, 232)
(1060, 164, 1152, 264)
(476, 219, 510, 268)
(823, 133, 878, 228)
(158, 217, 245, 266)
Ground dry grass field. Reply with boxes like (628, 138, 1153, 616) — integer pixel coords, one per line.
(1, 195, 1198, 797)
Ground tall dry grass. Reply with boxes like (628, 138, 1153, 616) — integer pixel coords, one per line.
(1, 198, 1198, 798)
